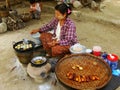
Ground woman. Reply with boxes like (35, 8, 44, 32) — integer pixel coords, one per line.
(31, 3, 78, 57)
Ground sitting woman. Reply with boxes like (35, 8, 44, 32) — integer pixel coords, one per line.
(31, 3, 78, 57)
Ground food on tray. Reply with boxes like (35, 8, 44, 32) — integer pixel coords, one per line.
(66, 72, 76, 80)
(15, 43, 32, 50)
(89, 75, 100, 81)
(72, 66, 76, 69)
(74, 75, 82, 82)
(72, 46, 82, 52)
(76, 65, 83, 70)
(72, 65, 83, 71)
(34, 59, 44, 64)
(93, 62, 98, 65)
(66, 72, 99, 83)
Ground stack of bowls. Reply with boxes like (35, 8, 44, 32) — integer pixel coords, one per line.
(31, 32, 41, 45)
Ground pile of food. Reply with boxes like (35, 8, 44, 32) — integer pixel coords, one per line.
(31, 56, 47, 67)
(69, 43, 86, 54)
(15, 43, 32, 51)
(33, 59, 44, 65)
(66, 72, 99, 83)
(13, 40, 35, 52)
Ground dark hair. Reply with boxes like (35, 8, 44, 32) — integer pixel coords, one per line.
(35, 0, 41, 2)
(55, 3, 72, 17)
(29, 0, 35, 4)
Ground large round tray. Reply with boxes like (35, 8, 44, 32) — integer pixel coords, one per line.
(55, 54, 112, 90)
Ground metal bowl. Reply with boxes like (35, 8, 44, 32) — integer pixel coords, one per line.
(31, 56, 47, 67)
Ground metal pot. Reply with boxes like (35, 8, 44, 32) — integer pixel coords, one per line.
(13, 40, 35, 53)
(31, 56, 47, 67)
(13, 40, 35, 64)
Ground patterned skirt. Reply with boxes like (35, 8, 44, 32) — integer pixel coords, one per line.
(40, 33, 70, 56)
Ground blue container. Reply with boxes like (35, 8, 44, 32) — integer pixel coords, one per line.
(106, 54, 118, 70)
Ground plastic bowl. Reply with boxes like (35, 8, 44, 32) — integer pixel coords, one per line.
(70, 44, 86, 54)
(31, 32, 41, 45)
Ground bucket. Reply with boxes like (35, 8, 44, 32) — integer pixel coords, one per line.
(13, 40, 35, 64)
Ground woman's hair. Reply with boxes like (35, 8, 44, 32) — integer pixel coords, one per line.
(35, 0, 41, 2)
(29, 0, 35, 4)
(55, 3, 72, 17)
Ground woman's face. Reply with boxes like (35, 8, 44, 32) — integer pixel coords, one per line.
(55, 10, 66, 20)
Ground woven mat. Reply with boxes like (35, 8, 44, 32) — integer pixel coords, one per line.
(100, 61, 120, 90)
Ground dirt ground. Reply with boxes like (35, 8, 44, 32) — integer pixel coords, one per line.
(0, 0, 120, 90)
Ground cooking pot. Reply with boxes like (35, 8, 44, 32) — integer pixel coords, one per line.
(13, 40, 36, 64)
(31, 56, 47, 67)
(13, 40, 35, 53)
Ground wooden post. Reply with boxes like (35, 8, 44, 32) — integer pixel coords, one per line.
(6, 0, 10, 8)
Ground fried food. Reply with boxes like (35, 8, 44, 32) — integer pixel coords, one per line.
(89, 75, 100, 81)
(72, 65, 83, 71)
(15, 43, 32, 50)
(66, 72, 76, 80)
(72, 66, 76, 69)
(66, 72, 99, 83)
(34, 59, 44, 64)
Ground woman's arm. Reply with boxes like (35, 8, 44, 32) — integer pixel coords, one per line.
(40, 18, 58, 32)
(30, 18, 58, 34)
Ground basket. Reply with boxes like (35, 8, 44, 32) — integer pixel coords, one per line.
(20, 13, 31, 22)
(0, 9, 9, 17)
(55, 54, 112, 90)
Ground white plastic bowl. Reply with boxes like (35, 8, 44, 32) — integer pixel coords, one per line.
(86, 49, 92, 53)
(69, 43, 86, 54)
(31, 32, 41, 45)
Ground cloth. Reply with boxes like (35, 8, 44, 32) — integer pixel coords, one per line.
(40, 33, 70, 56)
(55, 21, 61, 41)
(39, 17, 78, 46)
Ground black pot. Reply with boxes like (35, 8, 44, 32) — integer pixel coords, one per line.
(13, 40, 35, 53)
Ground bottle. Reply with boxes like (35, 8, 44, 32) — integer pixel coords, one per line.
(101, 52, 108, 62)
(107, 54, 118, 70)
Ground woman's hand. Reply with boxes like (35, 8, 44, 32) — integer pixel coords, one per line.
(30, 29, 40, 34)
(48, 39, 59, 47)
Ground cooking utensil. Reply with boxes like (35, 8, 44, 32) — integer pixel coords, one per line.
(13, 40, 35, 53)
(31, 56, 47, 67)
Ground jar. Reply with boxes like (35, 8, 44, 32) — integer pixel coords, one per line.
(107, 54, 118, 70)
(92, 46, 102, 56)
(101, 52, 108, 62)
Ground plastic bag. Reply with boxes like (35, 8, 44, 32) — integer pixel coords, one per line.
(112, 69, 120, 77)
